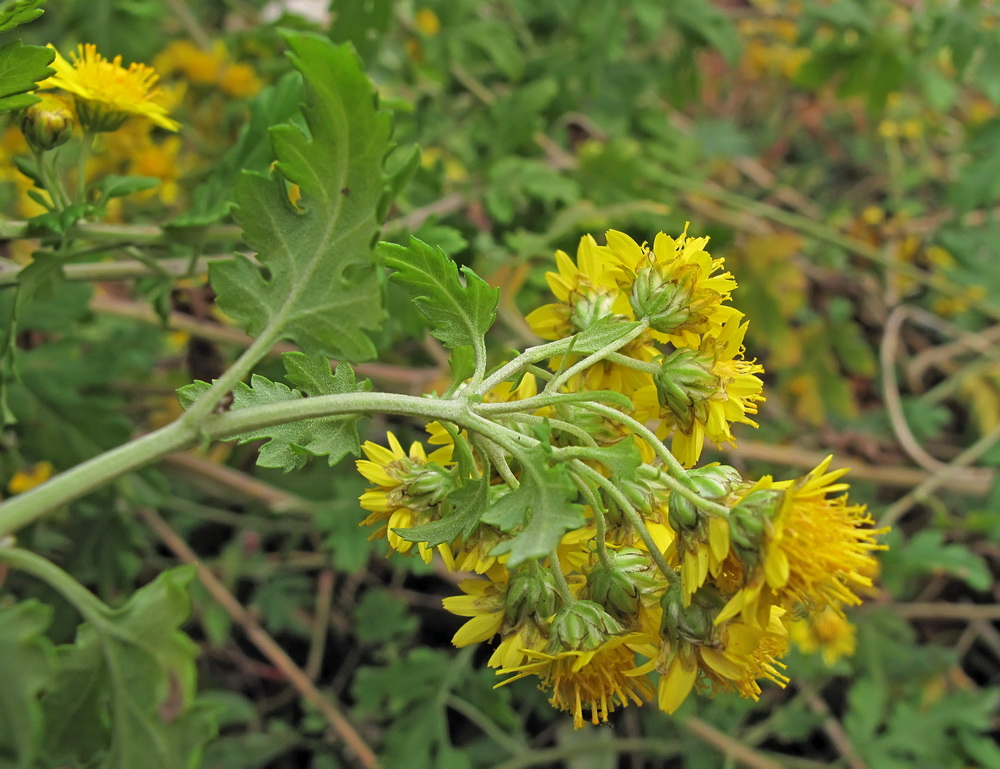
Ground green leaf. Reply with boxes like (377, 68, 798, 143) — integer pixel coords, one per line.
(0, 601, 56, 769)
(395, 474, 490, 547)
(354, 589, 418, 645)
(174, 71, 304, 226)
(881, 529, 992, 594)
(209, 34, 405, 361)
(95, 174, 161, 201)
(0, 40, 54, 114)
(379, 237, 498, 349)
(178, 357, 367, 472)
(483, 449, 585, 567)
(40, 567, 215, 769)
(0, 0, 46, 33)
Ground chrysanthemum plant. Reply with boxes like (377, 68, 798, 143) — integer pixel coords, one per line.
(0, 24, 887, 748)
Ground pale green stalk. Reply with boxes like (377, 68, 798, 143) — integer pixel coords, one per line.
(544, 320, 651, 395)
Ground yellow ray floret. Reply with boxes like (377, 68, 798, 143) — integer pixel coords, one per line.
(44, 44, 180, 132)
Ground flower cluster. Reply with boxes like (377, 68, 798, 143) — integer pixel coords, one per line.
(356, 228, 887, 728)
(526, 227, 763, 468)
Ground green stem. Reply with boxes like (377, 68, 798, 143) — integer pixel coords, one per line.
(569, 470, 614, 569)
(475, 389, 633, 414)
(494, 412, 598, 447)
(475, 338, 577, 396)
(0, 545, 109, 623)
(76, 131, 94, 206)
(603, 351, 662, 374)
(572, 461, 675, 583)
(547, 548, 575, 604)
(545, 320, 651, 395)
(0, 392, 469, 536)
(0, 218, 243, 245)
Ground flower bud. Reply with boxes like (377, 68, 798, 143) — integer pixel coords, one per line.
(398, 463, 453, 510)
(660, 581, 724, 644)
(546, 600, 624, 652)
(630, 265, 695, 333)
(729, 489, 782, 551)
(20, 94, 74, 151)
(669, 464, 744, 532)
(655, 348, 717, 427)
(587, 548, 661, 616)
(505, 561, 561, 624)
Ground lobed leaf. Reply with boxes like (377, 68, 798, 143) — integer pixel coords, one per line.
(178, 354, 368, 472)
(210, 34, 409, 361)
(0, 0, 45, 33)
(0, 40, 53, 113)
(0, 601, 56, 769)
(482, 448, 585, 567)
(379, 236, 498, 350)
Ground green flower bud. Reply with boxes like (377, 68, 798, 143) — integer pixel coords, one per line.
(395, 463, 453, 510)
(660, 581, 724, 644)
(505, 561, 561, 624)
(546, 600, 624, 652)
(20, 94, 75, 151)
(570, 291, 623, 333)
(729, 489, 782, 551)
(668, 464, 744, 532)
(587, 548, 661, 616)
(630, 265, 695, 334)
(654, 348, 717, 427)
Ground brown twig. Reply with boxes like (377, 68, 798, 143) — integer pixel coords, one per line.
(716, 440, 993, 497)
(798, 683, 868, 769)
(890, 603, 1000, 621)
(138, 507, 379, 769)
(682, 716, 785, 769)
(162, 452, 316, 514)
(879, 421, 1000, 528)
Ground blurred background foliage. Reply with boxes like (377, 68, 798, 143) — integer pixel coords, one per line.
(1, 0, 999, 767)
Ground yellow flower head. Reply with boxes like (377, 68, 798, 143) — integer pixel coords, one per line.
(788, 605, 857, 666)
(498, 633, 655, 728)
(356, 431, 454, 563)
(716, 457, 888, 627)
(8, 461, 55, 495)
(44, 44, 180, 132)
(443, 577, 507, 648)
(633, 604, 788, 714)
(605, 226, 739, 345)
(526, 234, 659, 395)
(657, 315, 765, 467)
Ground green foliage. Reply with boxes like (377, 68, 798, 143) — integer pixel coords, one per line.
(881, 529, 993, 594)
(483, 447, 586, 566)
(0, 601, 55, 768)
(380, 236, 498, 350)
(0, 40, 53, 113)
(210, 35, 406, 361)
(0, 0, 45, 33)
(179, 353, 369, 472)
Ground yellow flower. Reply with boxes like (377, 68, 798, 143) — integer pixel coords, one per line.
(443, 577, 507, 647)
(414, 8, 441, 36)
(44, 44, 180, 132)
(632, 606, 788, 714)
(606, 226, 739, 346)
(153, 40, 223, 85)
(218, 62, 262, 98)
(716, 457, 887, 627)
(356, 431, 454, 563)
(657, 315, 765, 468)
(526, 234, 658, 395)
(8, 461, 55, 495)
(498, 633, 655, 728)
(788, 605, 857, 666)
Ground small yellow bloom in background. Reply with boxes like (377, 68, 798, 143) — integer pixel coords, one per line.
(8, 461, 55, 495)
(218, 62, 262, 98)
(43, 43, 180, 132)
(414, 8, 441, 36)
(789, 605, 857, 666)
